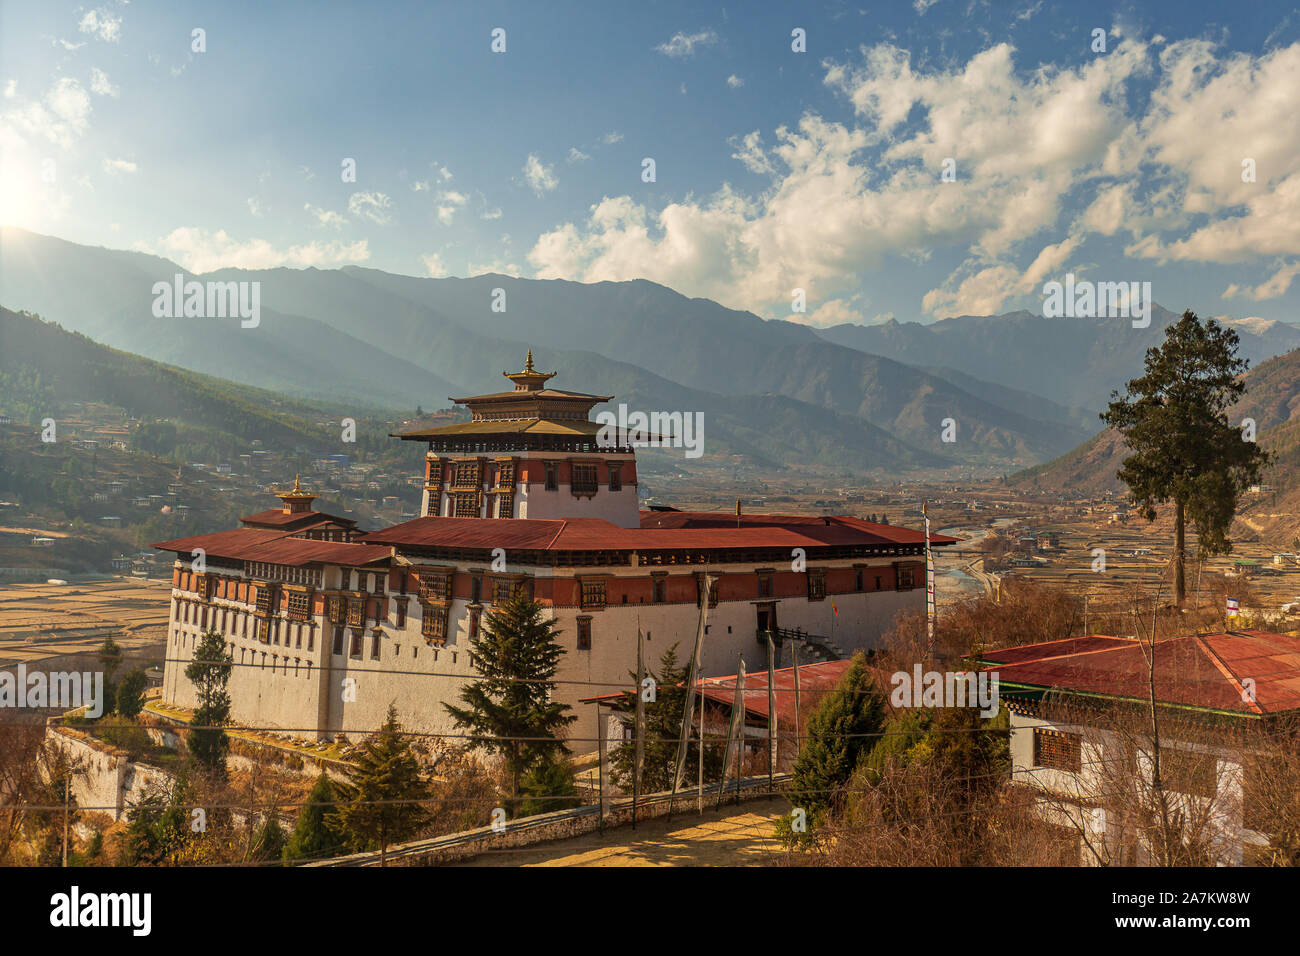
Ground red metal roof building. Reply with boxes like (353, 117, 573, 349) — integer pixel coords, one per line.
(153, 355, 956, 749)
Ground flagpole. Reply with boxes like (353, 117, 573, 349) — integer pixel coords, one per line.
(924, 500, 936, 660)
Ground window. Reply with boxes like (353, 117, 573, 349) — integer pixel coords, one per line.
(347, 600, 364, 628)
(421, 602, 448, 644)
(1033, 728, 1081, 772)
(492, 577, 522, 605)
(896, 564, 916, 590)
(757, 571, 773, 598)
(495, 460, 515, 488)
(1162, 749, 1218, 798)
(327, 595, 344, 624)
(696, 574, 719, 608)
(576, 616, 592, 650)
(544, 461, 558, 491)
(571, 463, 598, 496)
(806, 569, 826, 601)
(495, 493, 514, 518)
(453, 492, 479, 517)
(471, 573, 483, 604)
(418, 570, 453, 604)
(371, 630, 381, 660)
(332, 626, 344, 655)
(287, 590, 311, 621)
(580, 578, 607, 610)
(608, 465, 622, 492)
(350, 628, 363, 658)
(652, 574, 667, 604)
(451, 460, 480, 488)
(854, 568, 865, 592)
(875, 575, 882, 591)
(468, 606, 481, 640)
(307, 627, 314, 652)
(395, 599, 407, 628)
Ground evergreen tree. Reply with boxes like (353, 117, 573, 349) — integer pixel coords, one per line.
(609, 643, 721, 793)
(444, 594, 576, 808)
(184, 628, 233, 778)
(1102, 311, 1270, 603)
(788, 652, 887, 821)
(517, 753, 581, 817)
(118, 774, 193, 865)
(249, 814, 287, 863)
(115, 668, 148, 719)
(98, 636, 123, 716)
(283, 772, 347, 862)
(331, 705, 430, 861)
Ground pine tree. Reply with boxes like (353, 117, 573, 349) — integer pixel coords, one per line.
(1102, 311, 1270, 603)
(185, 628, 233, 778)
(115, 668, 148, 719)
(283, 772, 347, 862)
(609, 643, 721, 793)
(331, 705, 430, 862)
(788, 652, 887, 820)
(517, 754, 581, 817)
(249, 814, 287, 863)
(444, 594, 576, 809)
(98, 636, 123, 716)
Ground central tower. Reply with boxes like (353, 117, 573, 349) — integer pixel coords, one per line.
(394, 352, 642, 527)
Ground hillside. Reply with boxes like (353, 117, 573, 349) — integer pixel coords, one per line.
(817, 308, 1300, 411)
(1, 227, 1097, 471)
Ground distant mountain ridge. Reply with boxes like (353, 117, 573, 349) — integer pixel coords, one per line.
(0, 226, 1176, 472)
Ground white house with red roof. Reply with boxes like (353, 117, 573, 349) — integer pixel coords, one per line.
(155, 356, 956, 749)
(982, 630, 1300, 865)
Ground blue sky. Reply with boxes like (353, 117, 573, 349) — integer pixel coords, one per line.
(3, 0, 1300, 326)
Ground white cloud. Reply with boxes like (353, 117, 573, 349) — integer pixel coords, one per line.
(246, 196, 262, 216)
(523, 154, 558, 195)
(347, 191, 393, 225)
(601, 131, 624, 145)
(304, 203, 347, 228)
(411, 180, 429, 192)
(567, 146, 590, 163)
(2, 77, 92, 149)
(913, 0, 939, 14)
(148, 228, 371, 273)
(481, 207, 503, 221)
(655, 30, 718, 58)
(1224, 262, 1300, 301)
(421, 252, 450, 277)
(78, 8, 122, 43)
(89, 68, 118, 97)
(436, 189, 468, 225)
(726, 74, 744, 88)
(3, 80, 14, 98)
(103, 157, 137, 174)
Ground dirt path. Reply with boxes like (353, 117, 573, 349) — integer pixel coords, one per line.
(454, 803, 789, 867)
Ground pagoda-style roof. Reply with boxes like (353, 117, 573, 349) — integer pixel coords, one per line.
(393, 350, 615, 444)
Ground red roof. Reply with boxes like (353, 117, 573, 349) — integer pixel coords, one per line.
(985, 629, 1300, 716)
(696, 659, 860, 725)
(154, 528, 389, 568)
(640, 511, 959, 546)
(361, 513, 954, 553)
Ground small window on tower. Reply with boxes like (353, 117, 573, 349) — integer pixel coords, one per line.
(544, 461, 558, 491)
(576, 616, 592, 650)
(608, 464, 622, 492)
(571, 463, 598, 496)
(652, 574, 667, 604)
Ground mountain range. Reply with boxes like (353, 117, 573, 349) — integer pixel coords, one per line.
(3, 226, 1297, 475)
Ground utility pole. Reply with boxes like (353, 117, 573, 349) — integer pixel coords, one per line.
(61, 771, 70, 867)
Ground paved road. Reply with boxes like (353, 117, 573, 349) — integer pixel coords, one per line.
(454, 803, 789, 867)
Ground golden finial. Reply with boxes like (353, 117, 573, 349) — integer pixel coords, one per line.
(525, 349, 535, 372)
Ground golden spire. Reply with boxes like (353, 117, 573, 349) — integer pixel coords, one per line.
(503, 348, 557, 391)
